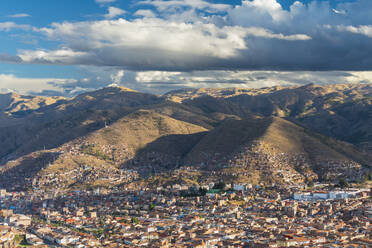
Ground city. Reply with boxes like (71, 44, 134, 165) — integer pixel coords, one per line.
(0, 182, 371, 247)
(0, 0, 372, 247)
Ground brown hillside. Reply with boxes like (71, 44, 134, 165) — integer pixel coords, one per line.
(184, 117, 367, 183)
(165, 84, 372, 149)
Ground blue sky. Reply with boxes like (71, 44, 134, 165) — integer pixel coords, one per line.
(0, 0, 371, 95)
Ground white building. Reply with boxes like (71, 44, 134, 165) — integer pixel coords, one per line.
(293, 190, 362, 201)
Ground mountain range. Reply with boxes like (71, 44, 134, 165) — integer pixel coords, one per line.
(0, 83, 371, 191)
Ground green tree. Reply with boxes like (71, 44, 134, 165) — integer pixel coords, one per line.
(213, 181, 226, 190)
(339, 178, 348, 189)
(132, 217, 139, 224)
(149, 203, 155, 210)
(307, 180, 314, 188)
(199, 187, 207, 196)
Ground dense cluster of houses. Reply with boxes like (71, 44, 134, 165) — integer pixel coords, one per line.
(293, 189, 369, 201)
(0, 182, 371, 247)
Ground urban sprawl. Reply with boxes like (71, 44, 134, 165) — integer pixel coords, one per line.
(0, 182, 371, 247)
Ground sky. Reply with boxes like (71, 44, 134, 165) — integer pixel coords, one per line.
(0, 0, 372, 96)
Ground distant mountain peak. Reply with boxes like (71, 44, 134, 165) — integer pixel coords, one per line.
(106, 84, 137, 92)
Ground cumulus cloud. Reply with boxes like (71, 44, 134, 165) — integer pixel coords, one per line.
(38, 19, 250, 60)
(2, 0, 372, 71)
(224, 0, 372, 70)
(7, 17, 310, 71)
(104, 6, 125, 19)
(1, 0, 372, 95)
(230, 0, 288, 24)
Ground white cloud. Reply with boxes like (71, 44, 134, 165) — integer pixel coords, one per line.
(244, 27, 311, 41)
(18, 48, 90, 64)
(239, 0, 288, 23)
(136, 71, 181, 83)
(8, 0, 371, 72)
(2, 0, 372, 95)
(335, 25, 372, 38)
(134, 70, 372, 92)
(134, 9, 157, 18)
(7, 13, 31, 18)
(0, 74, 75, 95)
(104, 6, 126, 19)
(332, 9, 346, 15)
(110, 70, 124, 84)
(4, 66, 371, 96)
(60, 66, 372, 95)
(13, 17, 310, 72)
(25, 19, 249, 63)
(0, 22, 31, 31)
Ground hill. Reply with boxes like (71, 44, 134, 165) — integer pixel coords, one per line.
(165, 83, 372, 151)
(0, 105, 209, 191)
(0, 84, 370, 191)
(184, 117, 368, 185)
(0, 92, 66, 115)
(0, 87, 163, 163)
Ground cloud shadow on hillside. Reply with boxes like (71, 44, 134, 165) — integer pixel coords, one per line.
(120, 132, 207, 177)
(0, 151, 60, 191)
